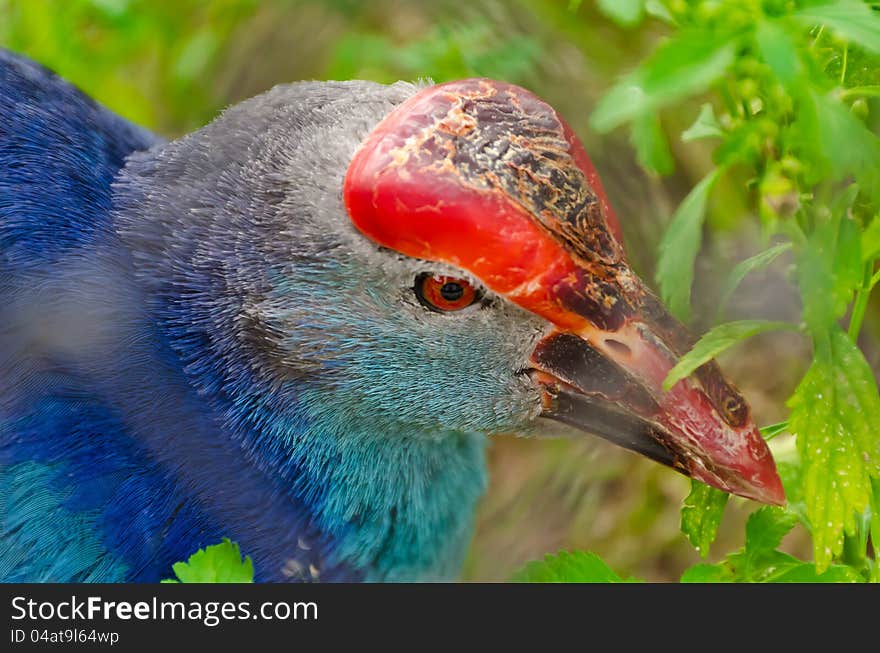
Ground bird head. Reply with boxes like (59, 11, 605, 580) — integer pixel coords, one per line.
(117, 77, 783, 507)
(342, 78, 784, 505)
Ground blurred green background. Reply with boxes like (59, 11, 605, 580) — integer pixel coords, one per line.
(1, 0, 840, 581)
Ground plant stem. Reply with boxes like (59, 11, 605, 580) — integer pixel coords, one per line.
(842, 510, 872, 572)
(848, 262, 875, 341)
(839, 86, 880, 101)
(842, 533, 865, 570)
(811, 25, 825, 49)
(845, 264, 878, 577)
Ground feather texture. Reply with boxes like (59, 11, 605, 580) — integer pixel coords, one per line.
(1, 50, 544, 581)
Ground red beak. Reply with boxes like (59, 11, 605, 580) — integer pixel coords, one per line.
(344, 78, 784, 505)
(528, 312, 784, 505)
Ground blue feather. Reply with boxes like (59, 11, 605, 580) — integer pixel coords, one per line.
(0, 461, 128, 582)
(0, 49, 157, 268)
(1, 49, 508, 582)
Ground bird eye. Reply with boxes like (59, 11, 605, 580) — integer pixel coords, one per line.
(414, 273, 481, 312)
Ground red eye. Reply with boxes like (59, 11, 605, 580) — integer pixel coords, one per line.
(415, 273, 481, 312)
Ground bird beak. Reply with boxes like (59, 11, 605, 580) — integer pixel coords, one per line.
(343, 77, 784, 505)
(527, 286, 784, 505)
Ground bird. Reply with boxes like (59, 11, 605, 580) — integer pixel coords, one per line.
(0, 47, 784, 582)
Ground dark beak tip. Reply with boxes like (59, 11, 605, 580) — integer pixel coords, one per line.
(740, 481, 787, 506)
(694, 451, 787, 506)
(755, 467, 787, 506)
(735, 432, 788, 506)
(737, 477, 787, 506)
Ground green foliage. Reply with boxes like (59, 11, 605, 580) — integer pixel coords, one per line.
(788, 326, 880, 569)
(862, 217, 880, 262)
(664, 320, 796, 391)
(681, 507, 861, 582)
(631, 113, 675, 175)
(681, 103, 723, 142)
(591, 31, 736, 133)
(162, 539, 254, 583)
(799, 92, 880, 198)
(0, 1, 543, 134)
(327, 21, 540, 85)
(0, 0, 260, 132)
(717, 242, 792, 315)
(511, 551, 639, 583)
(797, 207, 863, 335)
(596, 0, 644, 27)
(755, 19, 801, 85)
(654, 169, 720, 321)
(792, 1, 880, 54)
(760, 421, 790, 441)
(589, 0, 880, 583)
(680, 481, 729, 558)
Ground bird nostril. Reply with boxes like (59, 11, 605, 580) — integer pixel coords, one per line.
(604, 338, 631, 358)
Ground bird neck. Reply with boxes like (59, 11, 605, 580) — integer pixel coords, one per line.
(85, 296, 489, 581)
(90, 272, 490, 581)
(261, 404, 490, 581)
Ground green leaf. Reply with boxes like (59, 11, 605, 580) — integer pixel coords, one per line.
(663, 320, 796, 391)
(681, 501, 863, 582)
(718, 242, 792, 313)
(681, 103, 723, 142)
(682, 517, 862, 582)
(765, 558, 861, 582)
(644, 0, 675, 25)
(596, 0, 643, 27)
(760, 421, 790, 441)
(778, 459, 805, 504)
(680, 563, 733, 583)
(173, 29, 219, 82)
(744, 507, 798, 558)
(163, 538, 254, 583)
(591, 32, 736, 132)
(655, 169, 721, 322)
(776, 449, 811, 528)
(747, 549, 860, 582)
(863, 215, 880, 262)
(755, 18, 801, 85)
(871, 478, 880, 563)
(794, 0, 880, 55)
(631, 113, 674, 175)
(510, 551, 639, 582)
(736, 508, 798, 580)
(713, 119, 764, 168)
(797, 210, 863, 335)
(681, 480, 729, 558)
(799, 92, 880, 197)
(833, 216, 863, 300)
(787, 326, 880, 570)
